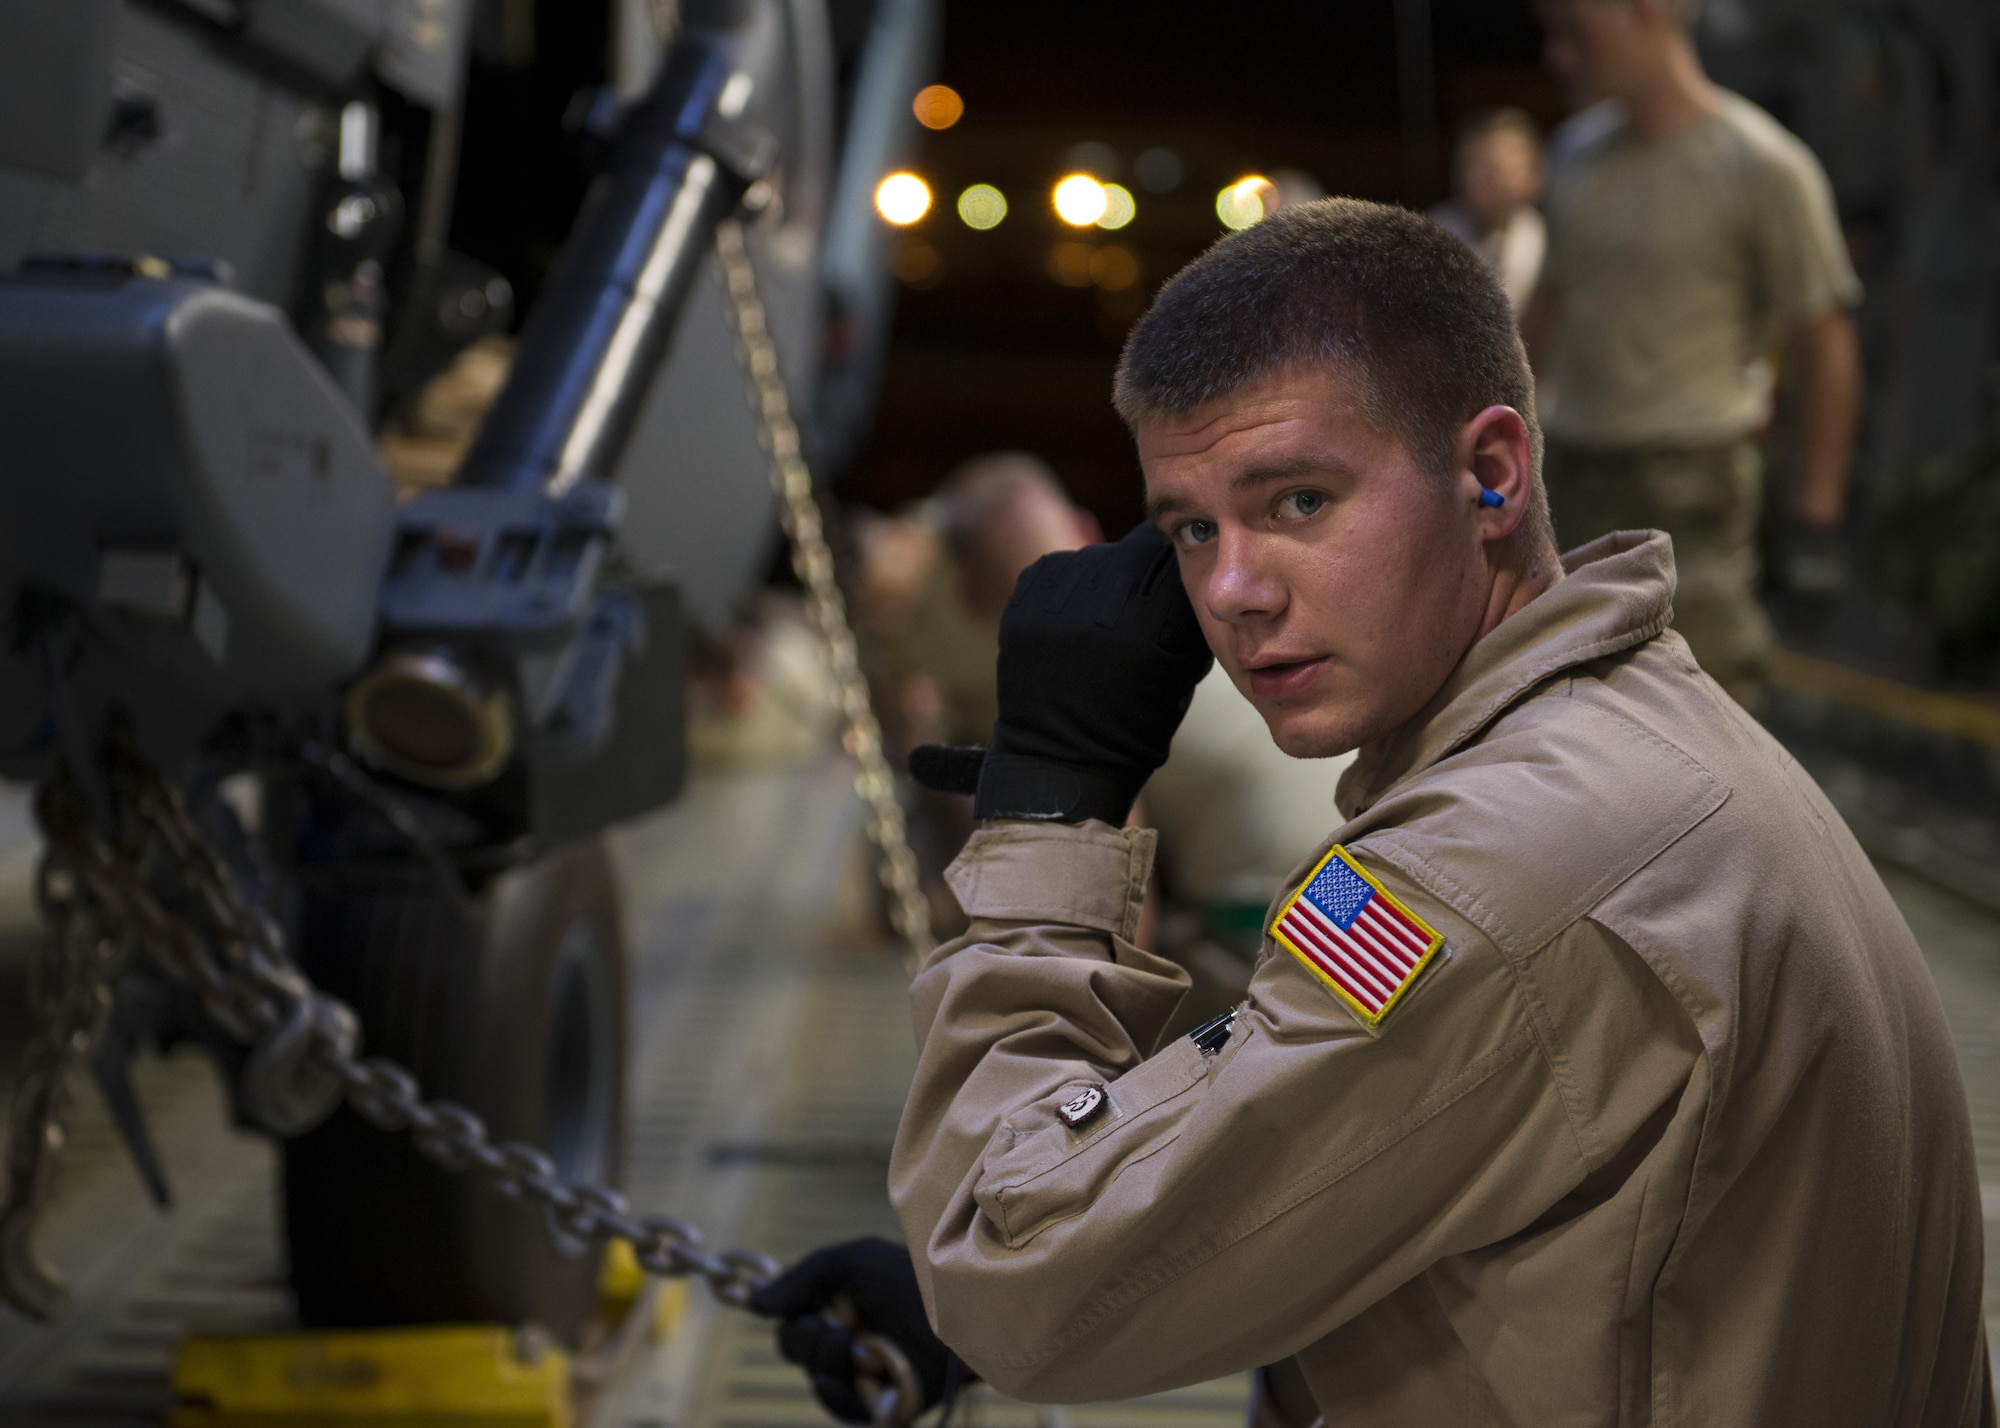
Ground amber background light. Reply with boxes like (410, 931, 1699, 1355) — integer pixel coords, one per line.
(912, 84, 965, 131)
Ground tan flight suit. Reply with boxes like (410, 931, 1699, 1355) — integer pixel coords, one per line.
(889, 531, 1993, 1426)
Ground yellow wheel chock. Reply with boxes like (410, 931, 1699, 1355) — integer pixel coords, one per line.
(170, 1245, 691, 1425)
(169, 1324, 571, 1428)
(594, 1239, 689, 1343)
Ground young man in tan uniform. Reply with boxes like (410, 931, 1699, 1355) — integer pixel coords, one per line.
(751, 200, 1990, 1425)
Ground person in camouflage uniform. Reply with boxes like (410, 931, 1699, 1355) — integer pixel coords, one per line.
(1529, 0, 1863, 709)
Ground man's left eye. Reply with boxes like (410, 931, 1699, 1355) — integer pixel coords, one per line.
(1280, 490, 1326, 519)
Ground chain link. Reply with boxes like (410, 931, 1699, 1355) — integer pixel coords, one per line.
(23, 751, 782, 1309)
(0, 850, 127, 1318)
(714, 217, 935, 965)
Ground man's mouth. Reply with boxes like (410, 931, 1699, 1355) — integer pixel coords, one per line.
(1242, 654, 1330, 700)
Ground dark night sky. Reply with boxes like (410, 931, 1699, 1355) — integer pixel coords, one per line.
(838, 0, 1562, 531)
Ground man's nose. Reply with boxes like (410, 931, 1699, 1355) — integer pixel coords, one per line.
(1200, 534, 1286, 625)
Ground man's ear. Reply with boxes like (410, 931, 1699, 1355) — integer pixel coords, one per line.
(1455, 405, 1534, 541)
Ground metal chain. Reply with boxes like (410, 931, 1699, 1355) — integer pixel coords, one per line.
(0, 218, 932, 1420)
(713, 217, 935, 964)
(0, 854, 126, 1319)
(24, 752, 783, 1309)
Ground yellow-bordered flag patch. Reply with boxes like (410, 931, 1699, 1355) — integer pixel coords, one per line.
(1271, 846, 1443, 1027)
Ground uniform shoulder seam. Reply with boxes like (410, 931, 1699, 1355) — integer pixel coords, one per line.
(1366, 694, 1729, 958)
(1356, 842, 1603, 1165)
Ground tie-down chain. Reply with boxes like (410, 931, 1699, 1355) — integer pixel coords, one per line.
(20, 753, 783, 1307)
(0, 224, 933, 1423)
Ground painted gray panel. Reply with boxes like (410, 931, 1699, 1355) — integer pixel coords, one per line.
(243, 0, 383, 88)
(612, 251, 783, 634)
(0, 4, 327, 306)
(0, 0, 120, 182)
(168, 288, 399, 691)
(610, 0, 833, 634)
(377, 0, 471, 108)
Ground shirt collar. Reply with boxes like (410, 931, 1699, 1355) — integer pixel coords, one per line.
(1336, 531, 1677, 814)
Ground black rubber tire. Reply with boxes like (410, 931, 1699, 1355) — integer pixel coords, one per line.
(282, 839, 626, 1343)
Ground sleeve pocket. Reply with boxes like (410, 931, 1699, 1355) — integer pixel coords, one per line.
(973, 1037, 1209, 1248)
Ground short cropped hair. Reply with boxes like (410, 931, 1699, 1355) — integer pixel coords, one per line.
(1114, 197, 1551, 543)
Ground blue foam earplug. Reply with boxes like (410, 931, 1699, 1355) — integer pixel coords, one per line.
(1478, 488, 1505, 508)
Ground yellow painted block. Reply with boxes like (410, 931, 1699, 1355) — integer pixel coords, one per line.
(596, 1240, 644, 1322)
(647, 1279, 690, 1340)
(170, 1325, 570, 1428)
(596, 1241, 689, 1340)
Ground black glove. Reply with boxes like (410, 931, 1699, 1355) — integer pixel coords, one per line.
(747, 1236, 969, 1425)
(911, 522, 1213, 826)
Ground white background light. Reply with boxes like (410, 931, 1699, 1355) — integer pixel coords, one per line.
(1053, 174, 1108, 227)
(1095, 183, 1136, 230)
(1216, 176, 1274, 231)
(876, 172, 933, 225)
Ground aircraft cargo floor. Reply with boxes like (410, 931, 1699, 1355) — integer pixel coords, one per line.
(0, 761, 1249, 1427)
(0, 758, 1997, 1424)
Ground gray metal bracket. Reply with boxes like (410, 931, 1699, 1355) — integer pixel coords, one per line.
(377, 482, 624, 648)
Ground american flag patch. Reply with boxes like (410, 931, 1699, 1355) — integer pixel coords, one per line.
(1271, 846, 1443, 1027)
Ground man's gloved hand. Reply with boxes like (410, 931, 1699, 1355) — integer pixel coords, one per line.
(747, 1236, 967, 1425)
(911, 522, 1213, 826)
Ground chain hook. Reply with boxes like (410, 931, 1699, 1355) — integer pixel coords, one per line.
(237, 971, 358, 1137)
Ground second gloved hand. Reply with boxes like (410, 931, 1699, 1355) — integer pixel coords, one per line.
(747, 1237, 967, 1425)
(968, 521, 1213, 825)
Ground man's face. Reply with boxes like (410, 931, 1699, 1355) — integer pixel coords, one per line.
(1138, 365, 1490, 759)
(1540, 0, 1654, 107)
(1458, 130, 1545, 233)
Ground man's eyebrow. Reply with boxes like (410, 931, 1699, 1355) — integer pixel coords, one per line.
(1229, 455, 1356, 491)
(1145, 456, 1356, 524)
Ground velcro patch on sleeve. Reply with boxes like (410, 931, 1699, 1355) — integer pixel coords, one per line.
(1270, 846, 1443, 1028)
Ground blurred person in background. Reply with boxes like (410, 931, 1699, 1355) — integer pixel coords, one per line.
(853, 453, 1095, 759)
(852, 454, 1095, 932)
(1527, 0, 1863, 711)
(1429, 108, 1549, 314)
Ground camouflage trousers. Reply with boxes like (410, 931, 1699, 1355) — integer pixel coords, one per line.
(1543, 438, 1771, 711)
